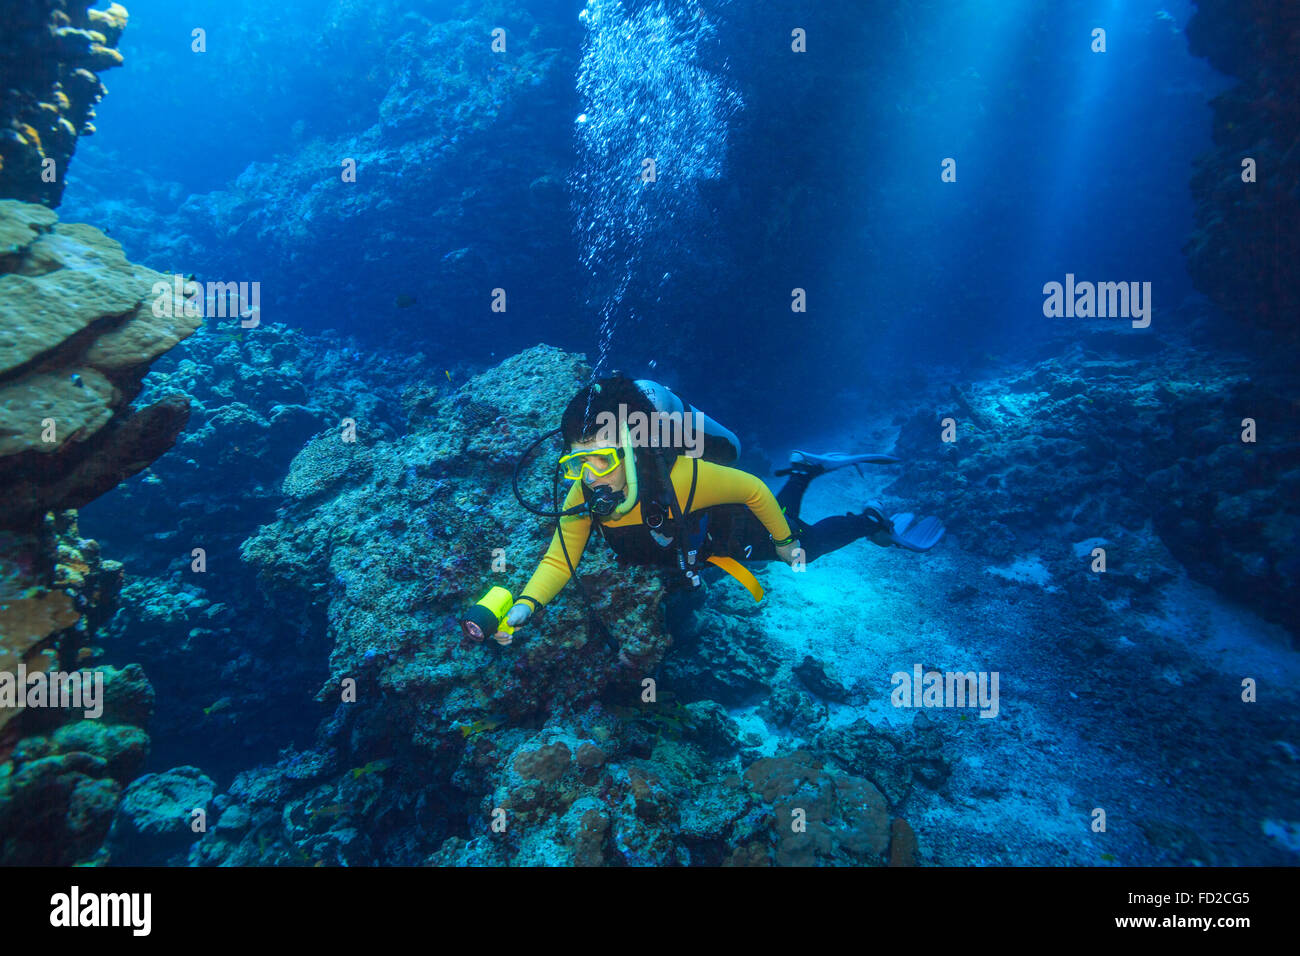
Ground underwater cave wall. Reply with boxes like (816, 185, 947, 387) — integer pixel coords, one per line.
(0, 1, 128, 207)
(1183, 0, 1300, 343)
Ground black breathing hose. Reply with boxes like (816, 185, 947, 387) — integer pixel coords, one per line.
(512, 427, 619, 654)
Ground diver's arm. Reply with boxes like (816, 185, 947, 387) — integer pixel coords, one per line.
(517, 481, 592, 609)
(685, 460, 794, 541)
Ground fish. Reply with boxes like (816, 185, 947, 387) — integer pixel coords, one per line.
(395, 294, 417, 308)
(308, 803, 347, 822)
(456, 716, 504, 739)
(445, 370, 452, 381)
(349, 759, 391, 780)
(202, 697, 232, 716)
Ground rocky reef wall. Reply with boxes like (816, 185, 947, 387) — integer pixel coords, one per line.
(884, 321, 1300, 637)
(0, 199, 198, 531)
(0, 508, 154, 865)
(60, 1, 582, 358)
(0, 196, 198, 864)
(1184, 0, 1300, 343)
(128, 343, 924, 867)
(0, 1, 128, 206)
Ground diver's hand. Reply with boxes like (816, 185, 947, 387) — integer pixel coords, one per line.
(505, 602, 532, 628)
(775, 539, 803, 565)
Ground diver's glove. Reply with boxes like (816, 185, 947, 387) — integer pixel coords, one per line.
(775, 537, 803, 565)
(505, 602, 533, 628)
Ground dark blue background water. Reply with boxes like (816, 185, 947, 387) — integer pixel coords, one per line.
(64, 0, 1227, 442)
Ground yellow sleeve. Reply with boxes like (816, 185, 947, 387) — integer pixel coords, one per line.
(680, 459, 793, 541)
(520, 480, 593, 606)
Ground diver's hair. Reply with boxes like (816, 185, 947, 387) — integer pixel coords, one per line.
(561, 374, 654, 447)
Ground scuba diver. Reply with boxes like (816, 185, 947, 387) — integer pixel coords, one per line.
(500, 374, 945, 638)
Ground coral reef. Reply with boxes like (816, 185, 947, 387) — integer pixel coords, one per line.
(239, 345, 676, 732)
(0, 500, 146, 869)
(0, 199, 199, 531)
(0, 662, 154, 865)
(0, 1, 128, 206)
(77, 321, 428, 777)
(60, 2, 578, 354)
(0, 510, 123, 752)
(172, 344, 928, 866)
(731, 751, 894, 866)
(426, 736, 912, 867)
(0, 196, 189, 867)
(108, 765, 215, 865)
(884, 323, 1300, 635)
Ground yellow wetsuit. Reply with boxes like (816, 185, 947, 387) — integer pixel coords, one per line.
(519, 457, 794, 607)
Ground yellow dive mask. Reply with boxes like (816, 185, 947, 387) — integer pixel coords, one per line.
(558, 446, 624, 480)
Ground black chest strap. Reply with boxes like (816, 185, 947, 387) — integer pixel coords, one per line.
(663, 456, 701, 579)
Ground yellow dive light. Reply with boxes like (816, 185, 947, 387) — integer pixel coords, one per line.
(461, 586, 518, 644)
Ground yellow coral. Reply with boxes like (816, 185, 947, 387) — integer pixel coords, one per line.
(88, 45, 125, 69)
(17, 124, 42, 150)
(88, 4, 130, 36)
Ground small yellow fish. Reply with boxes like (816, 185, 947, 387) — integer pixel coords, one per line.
(349, 759, 391, 780)
(457, 716, 504, 739)
(445, 370, 451, 380)
(203, 697, 232, 716)
(308, 803, 347, 821)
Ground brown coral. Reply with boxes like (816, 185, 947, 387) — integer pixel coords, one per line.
(0, 511, 122, 752)
(889, 817, 918, 866)
(739, 750, 902, 867)
(0, 591, 78, 667)
(0, 200, 199, 530)
(512, 741, 571, 784)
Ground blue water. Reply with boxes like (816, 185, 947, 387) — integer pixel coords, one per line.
(5, 0, 1296, 868)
